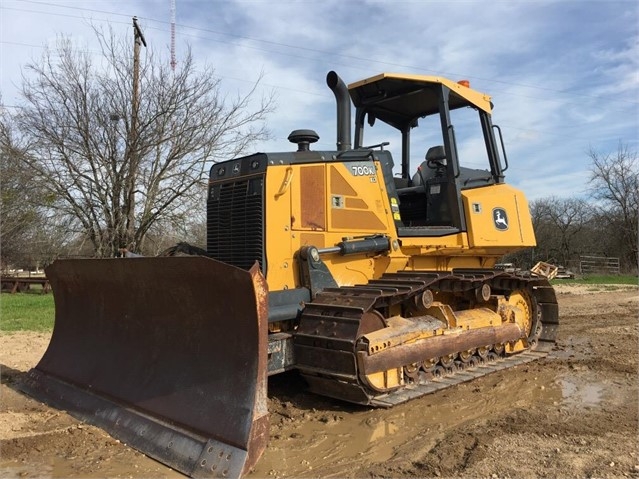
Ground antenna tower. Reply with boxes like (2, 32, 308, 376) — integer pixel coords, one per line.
(170, 0, 176, 71)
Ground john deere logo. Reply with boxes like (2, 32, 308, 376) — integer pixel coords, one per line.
(492, 208, 509, 231)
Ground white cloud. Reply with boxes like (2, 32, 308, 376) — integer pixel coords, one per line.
(1, 0, 637, 201)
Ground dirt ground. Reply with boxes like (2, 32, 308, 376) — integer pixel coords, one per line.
(1, 284, 638, 478)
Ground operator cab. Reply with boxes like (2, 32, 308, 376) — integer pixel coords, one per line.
(348, 73, 508, 236)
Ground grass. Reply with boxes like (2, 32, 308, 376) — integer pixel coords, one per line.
(552, 274, 638, 286)
(0, 291, 55, 332)
(0, 274, 636, 333)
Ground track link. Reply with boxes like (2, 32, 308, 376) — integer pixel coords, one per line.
(293, 269, 559, 406)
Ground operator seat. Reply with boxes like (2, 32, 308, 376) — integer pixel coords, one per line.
(412, 145, 447, 186)
(415, 145, 453, 226)
(395, 145, 451, 227)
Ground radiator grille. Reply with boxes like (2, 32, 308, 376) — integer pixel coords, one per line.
(207, 176, 264, 271)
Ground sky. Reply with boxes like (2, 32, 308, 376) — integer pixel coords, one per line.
(1, 0, 637, 200)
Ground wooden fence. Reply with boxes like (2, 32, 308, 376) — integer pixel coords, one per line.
(579, 255, 620, 275)
(0, 276, 51, 294)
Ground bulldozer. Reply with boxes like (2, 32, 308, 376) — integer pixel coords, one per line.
(23, 71, 558, 478)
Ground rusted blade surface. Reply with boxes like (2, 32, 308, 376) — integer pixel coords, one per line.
(21, 257, 268, 478)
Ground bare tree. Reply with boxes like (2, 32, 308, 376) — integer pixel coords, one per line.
(9, 25, 274, 257)
(538, 197, 591, 265)
(526, 197, 599, 271)
(0, 106, 43, 268)
(1, 102, 85, 268)
(589, 143, 638, 269)
(529, 199, 553, 263)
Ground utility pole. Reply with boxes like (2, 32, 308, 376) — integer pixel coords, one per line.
(125, 16, 147, 253)
(132, 17, 146, 132)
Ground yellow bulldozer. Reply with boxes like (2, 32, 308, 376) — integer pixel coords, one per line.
(23, 71, 558, 478)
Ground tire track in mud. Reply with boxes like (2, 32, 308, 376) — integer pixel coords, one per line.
(252, 287, 639, 478)
(1, 286, 638, 478)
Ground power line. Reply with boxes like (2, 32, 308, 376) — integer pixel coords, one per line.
(1, 2, 636, 144)
(1, 5, 129, 26)
(8, 0, 639, 106)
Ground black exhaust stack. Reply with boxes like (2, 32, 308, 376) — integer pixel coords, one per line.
(326, 71, 351, 151)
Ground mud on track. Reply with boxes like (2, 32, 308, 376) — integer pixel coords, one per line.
(1, 284, 638, 478)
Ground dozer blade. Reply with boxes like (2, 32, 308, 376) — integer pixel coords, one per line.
(21, 257, 268, 479)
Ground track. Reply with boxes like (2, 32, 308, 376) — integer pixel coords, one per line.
(293, 269, 559, 406)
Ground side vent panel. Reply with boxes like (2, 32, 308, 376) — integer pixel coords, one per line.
(207, 176, 265, 272)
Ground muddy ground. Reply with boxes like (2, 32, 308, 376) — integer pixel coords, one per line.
(1, 284, 637, 478)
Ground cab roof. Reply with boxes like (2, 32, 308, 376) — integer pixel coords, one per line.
(348, 72, 492, 130)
